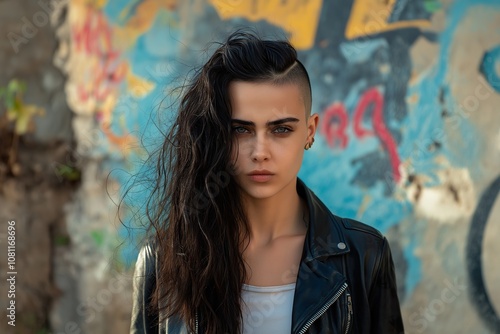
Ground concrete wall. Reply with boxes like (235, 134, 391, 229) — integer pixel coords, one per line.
(0, 1, 76, 333)
(3, 0, 499, 333)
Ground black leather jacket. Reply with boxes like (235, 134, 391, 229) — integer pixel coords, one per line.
(130, 178, 404, 333)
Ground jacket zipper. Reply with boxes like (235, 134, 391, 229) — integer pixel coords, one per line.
(344, 292, 352, 334)
(195, 310, 198, 334)
(297, 282, 348, 334)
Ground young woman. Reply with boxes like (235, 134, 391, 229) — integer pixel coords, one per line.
(130, 31, 404, 333)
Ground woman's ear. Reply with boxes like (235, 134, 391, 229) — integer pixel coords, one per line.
(307, 113, 319, 139)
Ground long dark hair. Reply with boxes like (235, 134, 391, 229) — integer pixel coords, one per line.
(146, 30, 312, 333)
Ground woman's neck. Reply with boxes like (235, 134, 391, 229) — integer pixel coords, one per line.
(241, 180, 308, 246)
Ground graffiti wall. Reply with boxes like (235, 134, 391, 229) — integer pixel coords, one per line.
(55, 0, 500, 332)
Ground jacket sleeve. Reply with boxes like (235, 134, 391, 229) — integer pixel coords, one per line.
(130, 243, 159, 334)
(368, 237, 404, 334)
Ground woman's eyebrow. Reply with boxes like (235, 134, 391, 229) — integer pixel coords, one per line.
(231, 117, 300, 126)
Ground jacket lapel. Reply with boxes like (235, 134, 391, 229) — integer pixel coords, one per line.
(291, 179, 350, 333)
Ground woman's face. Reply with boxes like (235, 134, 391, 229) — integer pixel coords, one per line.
(229, 81, 318, 200)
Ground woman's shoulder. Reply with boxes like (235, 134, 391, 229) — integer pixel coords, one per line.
(329, 214, 393, 264)
(333, 215, 384, 240)
(323, 211, 389, 255)
(134, 237, 159, 275)
(300, 179, 388, 251)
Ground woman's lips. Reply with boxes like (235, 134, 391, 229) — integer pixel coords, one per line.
(248, 174, 273, 182)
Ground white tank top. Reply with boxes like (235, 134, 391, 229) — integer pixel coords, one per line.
(240, 282, 296, 334)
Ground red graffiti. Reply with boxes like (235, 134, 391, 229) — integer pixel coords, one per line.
(71, 10, 127, 105)
(321, 87, 401, 182)
(321, 102, 349, 149)
(70, 8, 134, 151)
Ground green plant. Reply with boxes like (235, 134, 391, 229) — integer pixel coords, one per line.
(0, 79, 45, 175)
(54, 163, 82, 182)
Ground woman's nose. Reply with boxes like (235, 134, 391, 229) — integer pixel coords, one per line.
(250, 134, 270, 162)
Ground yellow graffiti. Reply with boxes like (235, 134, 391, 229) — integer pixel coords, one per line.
(112, 0, 178, 50)
(345, 0, 431, 40)
(126, 71, 155, 98)
(72, 0, 108, 9)
(209, 0, 322, 50)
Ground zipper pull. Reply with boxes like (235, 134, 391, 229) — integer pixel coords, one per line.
(345, 293, 352, 334)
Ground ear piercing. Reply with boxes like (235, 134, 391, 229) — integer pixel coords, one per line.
(304, 137, 315, 150)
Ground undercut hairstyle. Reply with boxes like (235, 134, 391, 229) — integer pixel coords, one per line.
(221, 35, 312, 115)
(145, 30, 313, 334)
(261, 59, 312, 116)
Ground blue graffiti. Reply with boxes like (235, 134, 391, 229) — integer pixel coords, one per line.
(480, 45, 500, 93)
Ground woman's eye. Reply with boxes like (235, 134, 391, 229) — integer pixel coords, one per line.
(273, 126, 291, 134)
(232, 126, 248, 134)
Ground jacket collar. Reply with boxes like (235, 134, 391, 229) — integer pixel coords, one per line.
(292, 178, 350, 333)
(296, 177, 350, 261)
